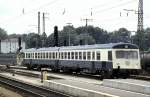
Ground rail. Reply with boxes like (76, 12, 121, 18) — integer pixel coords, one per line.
(0, 74, 72, 97)
(130, 75, 150, 81)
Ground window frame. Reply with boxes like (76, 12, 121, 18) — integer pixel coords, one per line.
(96, 51, 101, 60)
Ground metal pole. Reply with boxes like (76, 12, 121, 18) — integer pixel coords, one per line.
(38, 12, 41, 35)
(43, 13, 45, 34)
(137, 0, 143, 32)
(66, 23, 72, 46)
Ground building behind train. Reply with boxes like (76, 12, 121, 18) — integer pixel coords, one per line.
(0, 38, 25, 53)
(0, 38, 25, 65)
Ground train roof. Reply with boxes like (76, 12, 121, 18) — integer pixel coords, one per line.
(23, 47, 59, 52)
(23, 43, 138, 52)
(59, 43, 138, 51)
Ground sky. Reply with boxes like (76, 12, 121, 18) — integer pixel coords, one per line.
(0, 0, 149, 35)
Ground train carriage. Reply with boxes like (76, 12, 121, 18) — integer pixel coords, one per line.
(23, 43, 141, 78)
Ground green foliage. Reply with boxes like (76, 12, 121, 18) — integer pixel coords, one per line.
(141, 28, 150, 50)
(41, 26, 131, 47)
(41, 32, 47, 47)
(0, 28, 8, 40)
(108, 28, 131, 43)
(75, 26, 109, 44)
(74, 33, 95, 45)
(3, 25, 149, 51)
(24, 33, 41, 48)
(8, 34, 21, 38)
(46, 33, 54, 47)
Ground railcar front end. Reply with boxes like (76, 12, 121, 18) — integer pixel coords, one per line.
(111, 45, 141, 77)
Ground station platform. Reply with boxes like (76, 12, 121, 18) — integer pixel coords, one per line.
(103, 79, 150, 95)
(13, 69, 102, 85)
(0, 71, 150, 97)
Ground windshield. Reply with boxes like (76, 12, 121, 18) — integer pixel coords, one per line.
(116, 51, 138, 59)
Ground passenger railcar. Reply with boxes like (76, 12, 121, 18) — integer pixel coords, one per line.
(23, 43, 141, 78)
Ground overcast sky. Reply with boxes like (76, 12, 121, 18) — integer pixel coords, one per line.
(0, 0, 149, 35)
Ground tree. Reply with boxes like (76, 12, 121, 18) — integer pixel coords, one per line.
(25, 33, 42, 48)
(109, 28, 131, 43)
(141, 28, 150, 50)
(74, 33, 95, 45)
(75, 26, 109, 44)
(0, 28, 8, 40)
(41, 32, 47, 47)
(61, 25, 76, 46)
(46, 33, 54, 47)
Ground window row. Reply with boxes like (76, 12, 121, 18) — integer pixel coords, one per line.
(25, 51, 101, 60)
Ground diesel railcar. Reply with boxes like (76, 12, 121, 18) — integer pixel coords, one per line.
(23, 43, 141, 78)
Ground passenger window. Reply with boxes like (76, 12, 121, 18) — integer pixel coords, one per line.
(53, 52, 55, 59)
(29, 53, 30, 58)
(38, 53, 40, 58)
(46, 53, 48, 58)
(83, 52, 86, 60)
(96, 51, 100, 60)
(65, 52, 67, 59)
(30, 53, 32, 58)
(32, 53, 33, 58)
(71, 52, 74, 59)
(108, 51, 112, 60)
(33, 53, 34, 58)
(79, 52, 82, 59)
(35, 53, 37, 58)
(49, 52, 51, 59)
(87, 52, 91, 60)
(75, 52, 78, 59)
(61, 52, 63, 59)
(55, 52, 57, 59)
(40, 53, 42, 58)
(68, 52, 70, 59)
(59, 52, 61, 59)
(43, 53, 45, 58)
(92, 52, 95, 60)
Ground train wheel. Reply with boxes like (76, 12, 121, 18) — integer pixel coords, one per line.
(100, 71, 112, 80)
(26, 64, 32, 70)
(37, 66, 41, 71)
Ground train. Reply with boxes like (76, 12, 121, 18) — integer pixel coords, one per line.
(22, 43, 141, 78)
(0, 43, 141, 78)
(141, 52, 150, 71)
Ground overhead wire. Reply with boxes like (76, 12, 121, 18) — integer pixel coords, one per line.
(93, 0, 137, 29)
(81, 0, 138, 30)
(82, 0, 137, 17)
(94, 0, 137, 15)
(0, 0, 60, 24)
(84, 0, 138, 31)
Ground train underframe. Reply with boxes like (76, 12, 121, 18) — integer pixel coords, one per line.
(23, 60, 140, 79)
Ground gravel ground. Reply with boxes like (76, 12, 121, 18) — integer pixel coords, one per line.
(0, 86, 22, 97)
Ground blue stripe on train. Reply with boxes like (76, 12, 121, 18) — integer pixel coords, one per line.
(23, 59, 113, 73)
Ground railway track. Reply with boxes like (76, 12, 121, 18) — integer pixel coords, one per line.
(12, 66, 150, 81)
(130, 75, 150, 81)
(8, 66, 101, 80)
(3, 65, 150, 81)
(0, 75, 72, 97)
